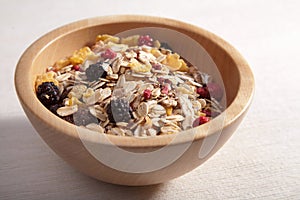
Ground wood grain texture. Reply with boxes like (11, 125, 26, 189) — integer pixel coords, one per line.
(14, 15, 254, 186)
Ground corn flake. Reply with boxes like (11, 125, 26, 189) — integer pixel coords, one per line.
(96, 34, 120, 44)
(69, 47, 95, 65)
(128, 58, 152, 73)
(35, 71, 59, 90)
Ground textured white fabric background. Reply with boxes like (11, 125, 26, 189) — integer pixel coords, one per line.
(1, 0, 299, 199)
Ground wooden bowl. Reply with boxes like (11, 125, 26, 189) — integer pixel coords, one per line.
(15, 15, 254, 186)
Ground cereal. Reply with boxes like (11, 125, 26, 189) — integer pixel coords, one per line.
(57, 105, 78, 117)
(35, 71, 59, 90)
(34, 34, 224, 137)
(69, 47, 95, 65)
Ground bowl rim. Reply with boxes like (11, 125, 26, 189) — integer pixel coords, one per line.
(15, 15, 254, 148)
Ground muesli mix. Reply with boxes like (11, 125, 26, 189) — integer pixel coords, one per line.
(35, 34, 224, 136)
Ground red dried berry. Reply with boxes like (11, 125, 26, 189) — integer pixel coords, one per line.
(207, 83, 223, 101)
(138, 35, 154, 46)
(193, 116, 210, 127)
(143, 89, 152, 100)
(200, 116, 210, 124)
(101, 48, 117, 59)
(161, 85, 169, 94)
(72, 65, 80, 71)
(196, 87, 210, 99)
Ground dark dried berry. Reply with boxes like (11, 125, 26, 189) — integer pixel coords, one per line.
(36, 82, 60, 107)
(138, 35, 154, 46)
(85, 62, 107, 81)
(196, 87, 210, 99)
(73, 106, 98, 126)
(106, 99, 133, 123)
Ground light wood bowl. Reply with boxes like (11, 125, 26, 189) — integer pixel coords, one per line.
(15, 15, 254, 186)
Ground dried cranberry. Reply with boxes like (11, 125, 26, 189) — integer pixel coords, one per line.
(161, 85, 169, 94)
(72, 65, 81, 71)
(193, 116, 210, 127)
(143, 89, 152, 100)
(138, 35, 154, 46)
(200, 116, 210, 124)
(196, 87, 210, 99)
(101, 48, 117, 59)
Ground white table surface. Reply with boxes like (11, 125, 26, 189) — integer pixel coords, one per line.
(1, 0, 299, 199)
